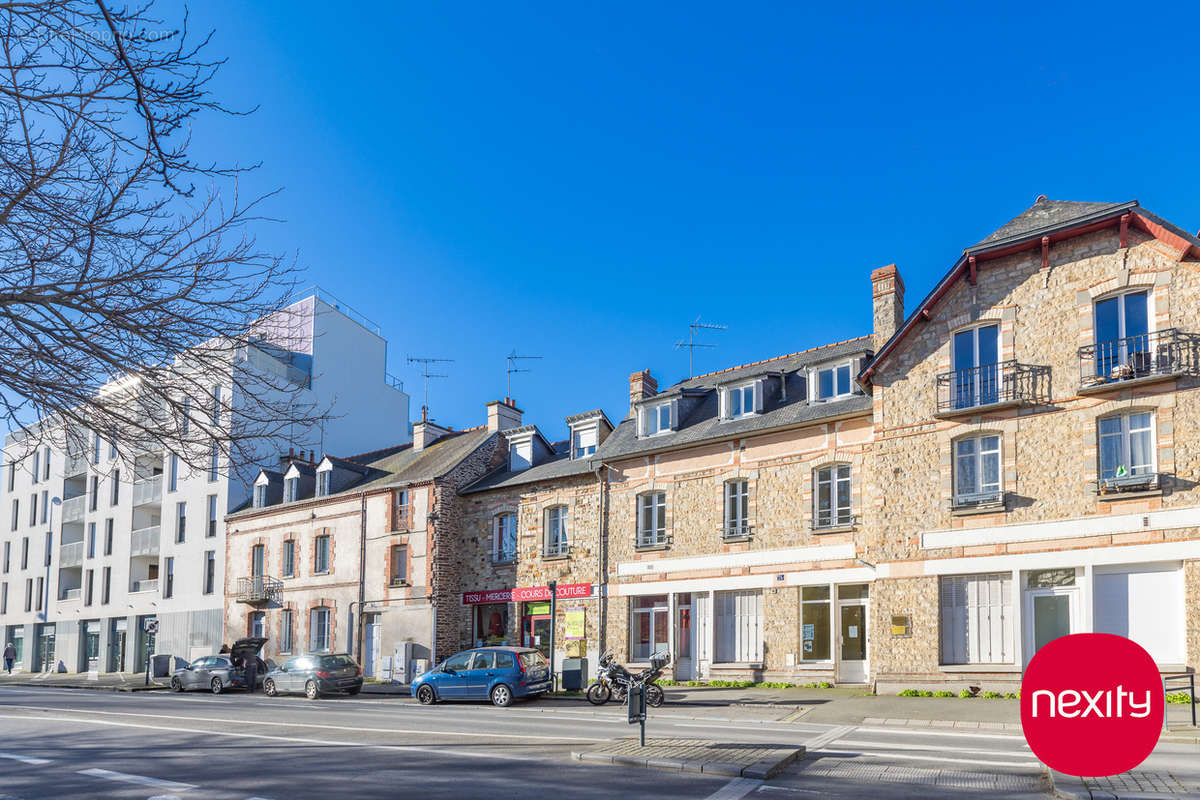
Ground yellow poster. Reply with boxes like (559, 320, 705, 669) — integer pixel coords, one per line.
(564, 607, 585, 640)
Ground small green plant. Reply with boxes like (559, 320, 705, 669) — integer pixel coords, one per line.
(1005, 692, 1019, 700)
(918, 690, 933, 697)
(982, 691, 1004, 699)
(897, 688, 921, 697)
(933, 690, 955, 698)
(818, 681, 833, 688)
(958, 689, 974, 698)
(1166, 691, 1193, 704)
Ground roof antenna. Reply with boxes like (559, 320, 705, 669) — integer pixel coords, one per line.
(506, 350, 543, 398)
(675, 315, 727, 377)
(407, 356, 454, 420)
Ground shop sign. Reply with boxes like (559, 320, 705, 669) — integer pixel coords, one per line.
(463, 582, 592, 605)
(564, 607, 585, 639)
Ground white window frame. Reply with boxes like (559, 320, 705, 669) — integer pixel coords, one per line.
(492, 513, 517, 563)
(940, 573, 1013, 665)
(813, 361, 854, 401)
(253, 483, 267, 509)
(714, 589, 763, 663)
(725, 382, 757, 420)
(316, 470, 331, 497)
(280, 609, 294, 653)
(284, 477, 299, 503)
(543, 506, 568, 557)
(1098, 411, 1156, 480)
(571, 427, 597, 459)
(636, 492, 666, 547)
(641, 401, 672, 437)
(953, 434, 1002, 504)
(629, 594, 669, 662)
(723, 480, 749, 537)
(1094, 290, 1151, 346)
(813, 464, 852, 528)
(313, 535, 330, 574)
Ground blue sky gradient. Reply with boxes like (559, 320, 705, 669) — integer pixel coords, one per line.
(180, 1, 1200, 445)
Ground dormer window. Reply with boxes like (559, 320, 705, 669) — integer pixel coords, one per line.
(284, 476, 299, 503)
(572, 428, 597, 459)
(723, 381, 759, 420)
(642, 402, 672, 437)
(316, 470, 331, 497)
(815, 362, 853, 401)
(253, 484, 267, 509)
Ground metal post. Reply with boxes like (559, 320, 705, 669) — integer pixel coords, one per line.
(547, 580, 557, 693)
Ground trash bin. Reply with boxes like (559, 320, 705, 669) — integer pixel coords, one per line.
(151, 654, 173, 678)
(560, 657, 587, 691)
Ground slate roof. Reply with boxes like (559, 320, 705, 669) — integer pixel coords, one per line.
(230, 428, 494, 517)
(973, 197, 1130, 249)
(599, 337, 873, 461)
(461, 439, 594, 494)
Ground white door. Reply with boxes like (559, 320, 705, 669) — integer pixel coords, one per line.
(674, 594, 695, 680)
(364, 616, 381, 678)
(694, 593, 711, 679)
(836, 601, 868, 683)
(1024, 587, 1077, 664)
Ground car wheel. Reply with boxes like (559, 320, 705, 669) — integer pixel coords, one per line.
(417, 684, 436, 705)
(490, 684, 513, 707)
(210, 677, 224, 695)
(170, 676, 183, 693)
(264, 678, 277, 697)
(305, 680, 320, 700)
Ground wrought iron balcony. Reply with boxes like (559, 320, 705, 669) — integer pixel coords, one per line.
(936, 360, 1049, 416)
(951, 490, 1005, 511)
(1079, 329, 1199, 392)
(721, 522, 753, 540)
(237, 575, 282, 604)
(1097, 471, 1160, 496)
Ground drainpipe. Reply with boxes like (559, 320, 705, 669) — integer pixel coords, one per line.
(593, 461, 609, 655)
(355, 491, 366, 664)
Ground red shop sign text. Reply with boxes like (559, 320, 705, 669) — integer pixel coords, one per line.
(462, 582, 591, 605)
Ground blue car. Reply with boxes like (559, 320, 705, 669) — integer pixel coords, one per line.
(411, 646, 551, 707)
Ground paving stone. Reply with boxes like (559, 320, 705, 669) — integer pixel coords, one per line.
(700, 761, 744, 777)
(571, 737, 802, 778)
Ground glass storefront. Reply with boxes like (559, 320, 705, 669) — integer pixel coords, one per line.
(6, 626, 23, 666)
(630, 595, 668, 661)
(521, 601, 552, 658)
(109, 618, 126, 672)
(475, 603, 509, 646)
(82, 620, 100, 671)
(801, 586, 831, 661)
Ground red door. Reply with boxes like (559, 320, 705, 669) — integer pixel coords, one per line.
(522, 615, 552, 658)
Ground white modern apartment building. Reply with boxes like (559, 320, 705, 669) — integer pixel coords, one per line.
(0, 291, 410, 674)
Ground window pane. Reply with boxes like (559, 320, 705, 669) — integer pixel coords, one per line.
(957, 450, 978, 495)
(982, 447, 1000, 491)
(818, 369, 833, 398)
(802, 597, 831, 661)
(1129, 425, 1153, 474)
(836, 365, 850, 395)
(1095, 296, 1120, 343)
(954, 329, 977, 371)
(1099, 429, 1123, 479)
(978, 325, 999, 366)
(1123, 292, 1148, 338)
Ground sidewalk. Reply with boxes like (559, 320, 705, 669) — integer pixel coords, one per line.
(0, 670, 168, 691)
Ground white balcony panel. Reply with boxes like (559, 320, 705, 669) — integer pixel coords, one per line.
(61, 495, 87, 523)
(132, 477, 162, 506)
(130, 579, 158, 594)
(130, 526, 161, 558)
(59, 540, 84, 568)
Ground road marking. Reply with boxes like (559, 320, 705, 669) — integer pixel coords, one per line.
(704, 777, 764, 800)
(0, 713, 553, 764)
(834, 737, 1031, 755)
(854, 725, 1025, 741)
(77, 768, 196, 792)
(0, 752, 51, 765)
(0, 704, 605, 742)
(815, 748, 1039, 768)
(803, 724, 857, 750)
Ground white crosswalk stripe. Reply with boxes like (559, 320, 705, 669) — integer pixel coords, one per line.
(704, 777, 765, 800)
(803, 724, 857, 751)
(0, 752, 50, 765)
(76, 768, 197, 793)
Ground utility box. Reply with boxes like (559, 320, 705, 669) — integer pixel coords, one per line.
(560, 657, 587, 691)
(151, 654, 173, 678)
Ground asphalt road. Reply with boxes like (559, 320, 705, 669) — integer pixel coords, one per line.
(0, 685, 1058, 799)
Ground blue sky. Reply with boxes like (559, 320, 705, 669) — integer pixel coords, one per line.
(181, 1, 1200, 444)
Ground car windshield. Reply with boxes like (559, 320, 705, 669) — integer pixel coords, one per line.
(318, 655, 356, 669)
(519, 651, 547, 670)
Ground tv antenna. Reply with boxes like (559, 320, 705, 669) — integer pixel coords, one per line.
(407, 356, 454, 416)
(506, 350, 543, 398)
(674, 315, 727, 377)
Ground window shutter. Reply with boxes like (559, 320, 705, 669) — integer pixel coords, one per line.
(754, 379, 764, 413)
(852, 358, 865, 394)
(718, 389, 728, 420)
(670, 398, 680, 430)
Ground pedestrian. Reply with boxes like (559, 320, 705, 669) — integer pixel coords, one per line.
(3, 642, 14, 674)
(243, 652, 258, 695)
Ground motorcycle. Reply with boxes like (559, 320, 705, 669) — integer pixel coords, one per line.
(586, 649, 668, 707)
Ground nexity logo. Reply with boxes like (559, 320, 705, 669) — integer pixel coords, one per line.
(1021, 633, 1164, 776)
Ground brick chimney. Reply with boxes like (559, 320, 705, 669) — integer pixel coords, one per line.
(412, 407, 451, 452)
(871, 264, 905, 352)
(486, 398, 523, 433)
(628, 369, 658, 417)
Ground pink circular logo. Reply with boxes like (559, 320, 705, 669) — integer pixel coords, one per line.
(1021, 633, 1163, 776)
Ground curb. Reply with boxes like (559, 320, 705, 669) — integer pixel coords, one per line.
(0, 681, 168, 693)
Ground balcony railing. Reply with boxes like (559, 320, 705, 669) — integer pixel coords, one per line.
(951, 490, 1005, 511)
(130, 578, 158, 593)
(1079, 329, 1199, 390)
(132, 476, 162, 506)
(59, 540, 84, 568)
(543, 542, 572, 558)
(64, 452, 87, 477)
(60, 588, 81, 601)
(936, 360, 1049, 415)
(61, 495, 86, 523)
(1097, 471, 1160, 496)
(130, 526, 161, 558)
(721, 522, 753, 540)
(237, 575, 282, 604)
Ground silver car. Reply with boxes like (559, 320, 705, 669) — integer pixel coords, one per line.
(169, 637, 267, 694)
(263, 653, 364, 699)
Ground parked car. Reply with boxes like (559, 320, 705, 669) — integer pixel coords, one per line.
(263, 653, 363, 699)
(411, 646, 550, 707)
(169, 637, 268, 694)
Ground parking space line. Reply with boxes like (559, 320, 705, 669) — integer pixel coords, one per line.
(77, 768, 196, 792)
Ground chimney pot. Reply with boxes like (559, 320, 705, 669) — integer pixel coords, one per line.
(628, 369, 658, 418)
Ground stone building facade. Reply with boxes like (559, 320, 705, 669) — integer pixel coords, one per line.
(861, 198, 1200, 691)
